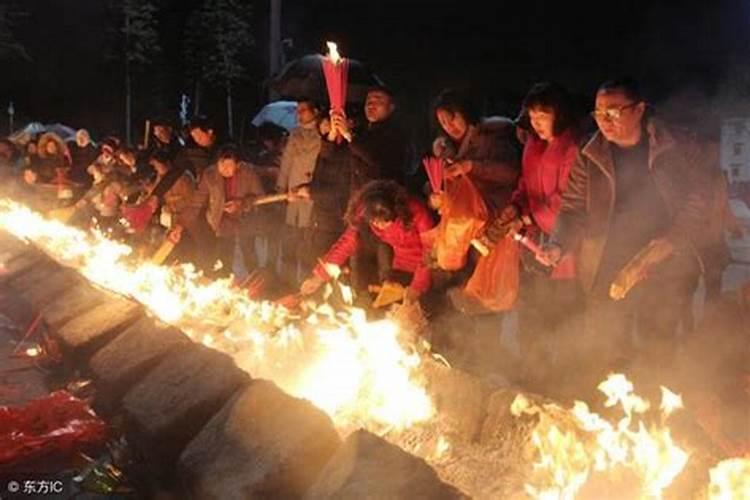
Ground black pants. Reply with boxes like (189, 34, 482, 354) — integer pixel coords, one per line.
(572, 254, 699, 399)
(517, 272, 583, 388)
(204, 229, 258, 280)
(349, 228, 393, 292)
(280, 225, 314, 286)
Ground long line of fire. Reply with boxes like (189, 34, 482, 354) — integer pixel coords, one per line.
(0, 197, 746, 499)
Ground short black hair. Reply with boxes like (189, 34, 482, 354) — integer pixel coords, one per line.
(297, 99, 323, 112)
(151, 117, 173, 129)
(367, 85, 395, 100)
(257, 122, 288, 143)
(432, 88, 480, 125)
(189, 115, 215, 132)
(148, 149, 172, 165)
(521, 82, 576, 136)
(217, 143, 242, 162)
(597, 77, 645, 103)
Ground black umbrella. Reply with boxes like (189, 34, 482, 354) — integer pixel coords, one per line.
(270, 54, 384, 104)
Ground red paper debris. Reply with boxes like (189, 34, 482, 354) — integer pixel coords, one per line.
(0, 390, 107, 470)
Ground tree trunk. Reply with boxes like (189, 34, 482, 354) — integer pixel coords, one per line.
(226, 83, 234, 139)
(126, 70, 132, 147)
(125, 12, 132, 146)
(193, 81, 201, 116)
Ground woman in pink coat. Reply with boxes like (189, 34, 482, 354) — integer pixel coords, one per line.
(485, 82, 585, 393)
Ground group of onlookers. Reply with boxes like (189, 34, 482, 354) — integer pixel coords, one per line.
(0, 76, 743, 403)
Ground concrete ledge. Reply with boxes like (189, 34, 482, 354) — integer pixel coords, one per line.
(179, 380, 341, 499)
(305, 429, 465, 500)
(89, 316, 193, 414)
(122, 344, 250, 474)
(55, 297, 142, 355)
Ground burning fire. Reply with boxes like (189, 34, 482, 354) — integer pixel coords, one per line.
(326, 41, 341, 64)
(514, 373, 690, 499)
(0, 198, 433, 430)
(708, 458, 750, 499)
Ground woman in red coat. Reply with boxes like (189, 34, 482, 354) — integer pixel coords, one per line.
(300, 180, 434, 302)
(484, 82, 584, 393)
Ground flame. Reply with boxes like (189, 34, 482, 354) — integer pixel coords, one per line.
(326, 41, 342, 64)
(708, 458, 750, 499)
(25, 346, 41, 357)
(517, 373, 690, 499)
(0, 198, 433, 430)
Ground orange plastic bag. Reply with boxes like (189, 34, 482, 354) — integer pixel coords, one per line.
(434, 175, 488, 270)
(464, 236, 520, 311)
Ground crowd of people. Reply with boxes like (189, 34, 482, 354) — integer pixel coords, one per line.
(0, 77, 742, 402)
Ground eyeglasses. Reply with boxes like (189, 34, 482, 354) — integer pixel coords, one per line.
(591, 102, 640, 121)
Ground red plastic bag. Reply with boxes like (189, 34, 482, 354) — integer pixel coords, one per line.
(434, 175, 488, 270)
(464, 236, 520, 311)
(0, 391, 108, 469)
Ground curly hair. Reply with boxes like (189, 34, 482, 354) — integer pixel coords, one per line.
(344, 180, 413, 230)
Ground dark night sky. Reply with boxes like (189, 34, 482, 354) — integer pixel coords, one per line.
(2, 0, 749, 141)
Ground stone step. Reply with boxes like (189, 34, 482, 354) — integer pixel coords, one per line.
(305, 429, 466, 500)
(122, 344, 250, 477)
(89, 316, 192, 414)
(179, 379, 341, 499)
(55, 296, 142, 355)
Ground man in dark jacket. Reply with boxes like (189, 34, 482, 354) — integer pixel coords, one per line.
(332, 86, 412, 188)
(544, 78, 711, 395)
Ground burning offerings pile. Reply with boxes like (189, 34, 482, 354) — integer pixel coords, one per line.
(0, 198, 433, 432)
(511, 374, 689, 499)
(0, 197, 748, 499)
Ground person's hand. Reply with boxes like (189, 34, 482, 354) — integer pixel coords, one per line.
(23, 169, 38, 185)
(428, 191, 444, 211)
(403, 287, 419, 304)
(290, 186, 311, 201)
(537, 244, 562, 267)
(75, 198, 87, 209)
(498, 204, 519, 225)
(167, 225, 183, 244)
(224, 199, 242, 215)
(319, 118, 336, 142)
(300, 275, 325, 295)
(444, 160, 472, 179)
(330, 111, 352, 142)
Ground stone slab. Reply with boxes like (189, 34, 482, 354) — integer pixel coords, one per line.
(55, 296, 141, 353)
(179, 380, 341, 499)
(122, 344, 250, 472)
(305, 429, 464, 500)
(89, 316, 192, 412)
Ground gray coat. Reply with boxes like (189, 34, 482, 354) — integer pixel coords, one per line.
(276, 125, 321, 228)
(183, 162, 265, 236)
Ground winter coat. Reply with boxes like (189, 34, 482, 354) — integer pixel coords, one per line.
(276, 124, 321, 228)
(174, 144, 215, 181)
(310, 141, 352, 234)
(313, 198, 435, 294)
(349, 115, 411, 187)
(160, 172, 195, 227)
(511, 128, 580, 279)
(448, 117, 521, 212)
(182, 162, 265, 236)
(69, 143, 98, 186)
(83, 169, 138, 218)
(552, 118, 711, 293)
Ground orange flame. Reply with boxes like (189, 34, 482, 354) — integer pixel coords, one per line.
(326, 41, 342, 64)
(0, 198, 433, 431)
